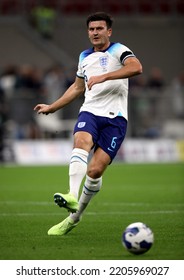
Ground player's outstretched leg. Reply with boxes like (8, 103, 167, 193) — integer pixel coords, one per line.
(48, 217, 79, 236)
(54, 193, 79, 213)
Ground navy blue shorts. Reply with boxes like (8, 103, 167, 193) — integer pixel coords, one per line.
(73, 111, 127, 161)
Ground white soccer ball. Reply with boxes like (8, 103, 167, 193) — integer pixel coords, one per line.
(122, 222, 154, 255)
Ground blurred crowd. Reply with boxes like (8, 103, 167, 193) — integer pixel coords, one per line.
(129, 68, 184, 138)
(0, 63, 184, 162)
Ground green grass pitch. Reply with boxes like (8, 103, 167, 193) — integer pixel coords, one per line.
(0, 162, 183, 260)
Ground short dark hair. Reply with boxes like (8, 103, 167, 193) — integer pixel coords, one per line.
(86, 12, 113, 29)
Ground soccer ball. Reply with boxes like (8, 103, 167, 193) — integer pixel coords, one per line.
(122, 222, 154, 255)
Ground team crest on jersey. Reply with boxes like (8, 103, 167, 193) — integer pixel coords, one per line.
(78, 122, 86, 128)
(99, 56, 108, 71)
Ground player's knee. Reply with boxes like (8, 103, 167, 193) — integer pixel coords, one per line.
(87, 166, 102, 178)
(74, 132, 93, 151)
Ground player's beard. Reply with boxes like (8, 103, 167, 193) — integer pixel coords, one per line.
(91, 37, 109, 51)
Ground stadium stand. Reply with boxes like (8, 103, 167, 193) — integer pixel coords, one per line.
(0, 0, 184, 16)
(0, 0, 183, 147)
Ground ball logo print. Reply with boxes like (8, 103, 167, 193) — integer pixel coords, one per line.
(122, 222, 154, 255)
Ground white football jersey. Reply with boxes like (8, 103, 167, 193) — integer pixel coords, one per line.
(77, 42, 135, 120)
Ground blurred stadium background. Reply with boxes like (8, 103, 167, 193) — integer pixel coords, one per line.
(0, 0, 184, 165)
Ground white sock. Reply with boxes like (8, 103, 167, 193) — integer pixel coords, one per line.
(69, 148, 88, 199)
(70, 175, 102, 222)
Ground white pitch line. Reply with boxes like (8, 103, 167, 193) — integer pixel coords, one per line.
(0, 201, 184, 207)
(0, 201, 53, 205)
(0, 210, 183, 217)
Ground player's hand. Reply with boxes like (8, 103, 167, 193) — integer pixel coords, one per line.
(34, 104, 53, 115)
(87, 75, 106, 90)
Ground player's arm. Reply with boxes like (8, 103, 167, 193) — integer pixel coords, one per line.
(34, 76, 85, 114)
(87, 57, 142, 90)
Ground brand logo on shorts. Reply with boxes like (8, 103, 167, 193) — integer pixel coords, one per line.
(78, 122, 86, 128)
